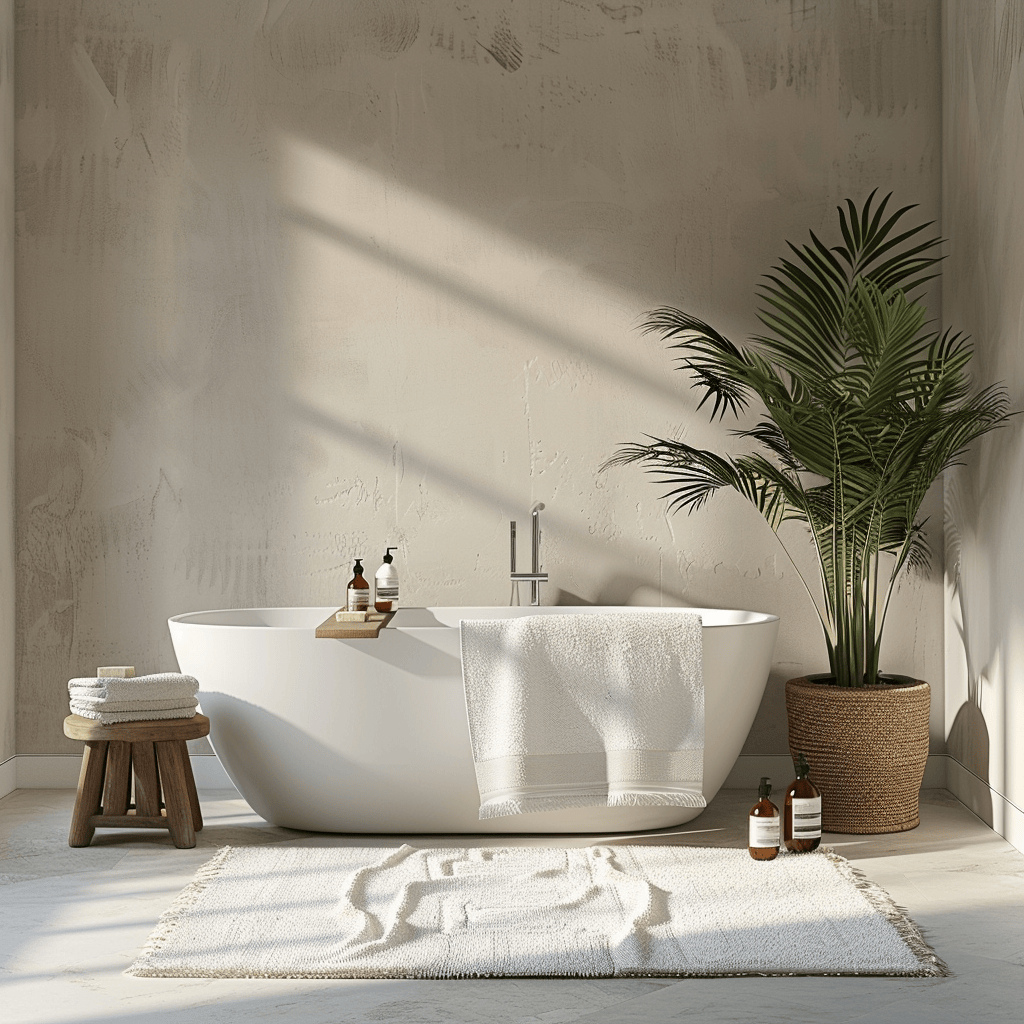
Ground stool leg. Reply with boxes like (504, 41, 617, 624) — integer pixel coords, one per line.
(155, 740, 196, 848)
(69, 741, 108, 848)
(102, 741, 133, 817)
(131, 742, 161, 818)
(178, 740, 204, 832)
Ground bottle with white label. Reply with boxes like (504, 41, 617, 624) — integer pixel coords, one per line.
(784, 752, 822, 852)
(346, 558, 370, 612)
(374, 546, 399, 612)
(748, 776, 780, 860)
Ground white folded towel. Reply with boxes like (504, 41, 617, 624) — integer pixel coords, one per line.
(460, 612, 704, 819)
(68, 705, 198, 725)
(68, 672, 199, 704)
(68, 695, 199, 713)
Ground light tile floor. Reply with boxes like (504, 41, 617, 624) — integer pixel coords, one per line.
(1, 786, 1022, 1023)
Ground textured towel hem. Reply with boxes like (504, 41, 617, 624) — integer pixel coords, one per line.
(479, 790, 706, 820)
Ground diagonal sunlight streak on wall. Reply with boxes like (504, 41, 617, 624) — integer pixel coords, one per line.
(282, 205, 684, 408)
(277, 135, 684, 405)
(270, 133, 795, 611)
(287, 395, 663, 574)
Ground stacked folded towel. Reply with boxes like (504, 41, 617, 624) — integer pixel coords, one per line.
(68, 671, 200, 725)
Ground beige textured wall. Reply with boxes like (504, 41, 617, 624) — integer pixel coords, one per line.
(16, 1, 943, 756)
(1, 0, 12, 767)
(943, 0, 1024, 844)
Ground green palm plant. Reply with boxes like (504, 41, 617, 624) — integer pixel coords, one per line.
(606, 191, 1013, 687)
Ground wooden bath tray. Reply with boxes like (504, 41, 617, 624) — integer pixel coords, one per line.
(315, 609, 395, 639)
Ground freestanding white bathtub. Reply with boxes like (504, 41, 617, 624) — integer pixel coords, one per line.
(168, 606, 778, 834)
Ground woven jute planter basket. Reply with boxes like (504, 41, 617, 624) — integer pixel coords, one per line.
(785, 676, 930, 834)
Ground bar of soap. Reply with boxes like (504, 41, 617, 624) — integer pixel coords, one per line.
(98, 666, 135, 677)
(335, 610, 368, 622)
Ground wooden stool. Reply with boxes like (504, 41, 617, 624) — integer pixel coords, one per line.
(63, 714, 211, 849)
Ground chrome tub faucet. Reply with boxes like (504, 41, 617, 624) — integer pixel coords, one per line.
(509, 502, 549, 606)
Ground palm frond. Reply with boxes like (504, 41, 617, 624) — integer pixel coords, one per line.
(640, 308, 752, 419)
(610, 192, 1015, 685)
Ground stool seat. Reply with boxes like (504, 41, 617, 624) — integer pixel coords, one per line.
(63, 714, 210, 743)
(63, 713, 211, 849)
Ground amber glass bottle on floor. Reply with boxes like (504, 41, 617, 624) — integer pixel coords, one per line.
(784, 752, 822, 852)
(748, 776, 780, 860)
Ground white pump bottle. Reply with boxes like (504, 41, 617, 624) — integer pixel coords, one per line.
(374, 547, 399, 612)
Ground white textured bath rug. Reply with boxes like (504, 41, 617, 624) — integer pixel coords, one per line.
(127, 844, 949, 979)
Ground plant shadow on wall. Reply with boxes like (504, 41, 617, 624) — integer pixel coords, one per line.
(604, 192, 1015, 834)
(943, 477, 994, 824)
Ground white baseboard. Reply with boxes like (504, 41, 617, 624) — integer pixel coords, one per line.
(724, 753, 949, 791)
(0, 756, 15, 800)
(10, 753, 236, 792)
(946, 756, 1024, 856)
(14, 754, 81, 788)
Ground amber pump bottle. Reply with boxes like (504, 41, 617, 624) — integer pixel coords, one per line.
(748, 776, 780, 860)
(346, 559, 370, 612)
(784, 752, 822, 852)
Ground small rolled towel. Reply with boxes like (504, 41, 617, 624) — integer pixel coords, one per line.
(68, 672, 199, 704)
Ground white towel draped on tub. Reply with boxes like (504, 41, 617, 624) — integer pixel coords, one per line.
(460, 612, 704, 820)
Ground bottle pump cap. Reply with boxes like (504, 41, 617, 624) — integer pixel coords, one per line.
(353, 558, 364, 573)
(795, 752, 810, 778)
(758, 776, 772, 799)
(382, 546, 397, 563)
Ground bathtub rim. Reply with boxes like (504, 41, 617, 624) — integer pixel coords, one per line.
(169, 605, 781, 631)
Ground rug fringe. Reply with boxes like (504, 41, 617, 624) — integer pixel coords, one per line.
(821, 847, 952, 978)
(125, 846, 234, 978)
